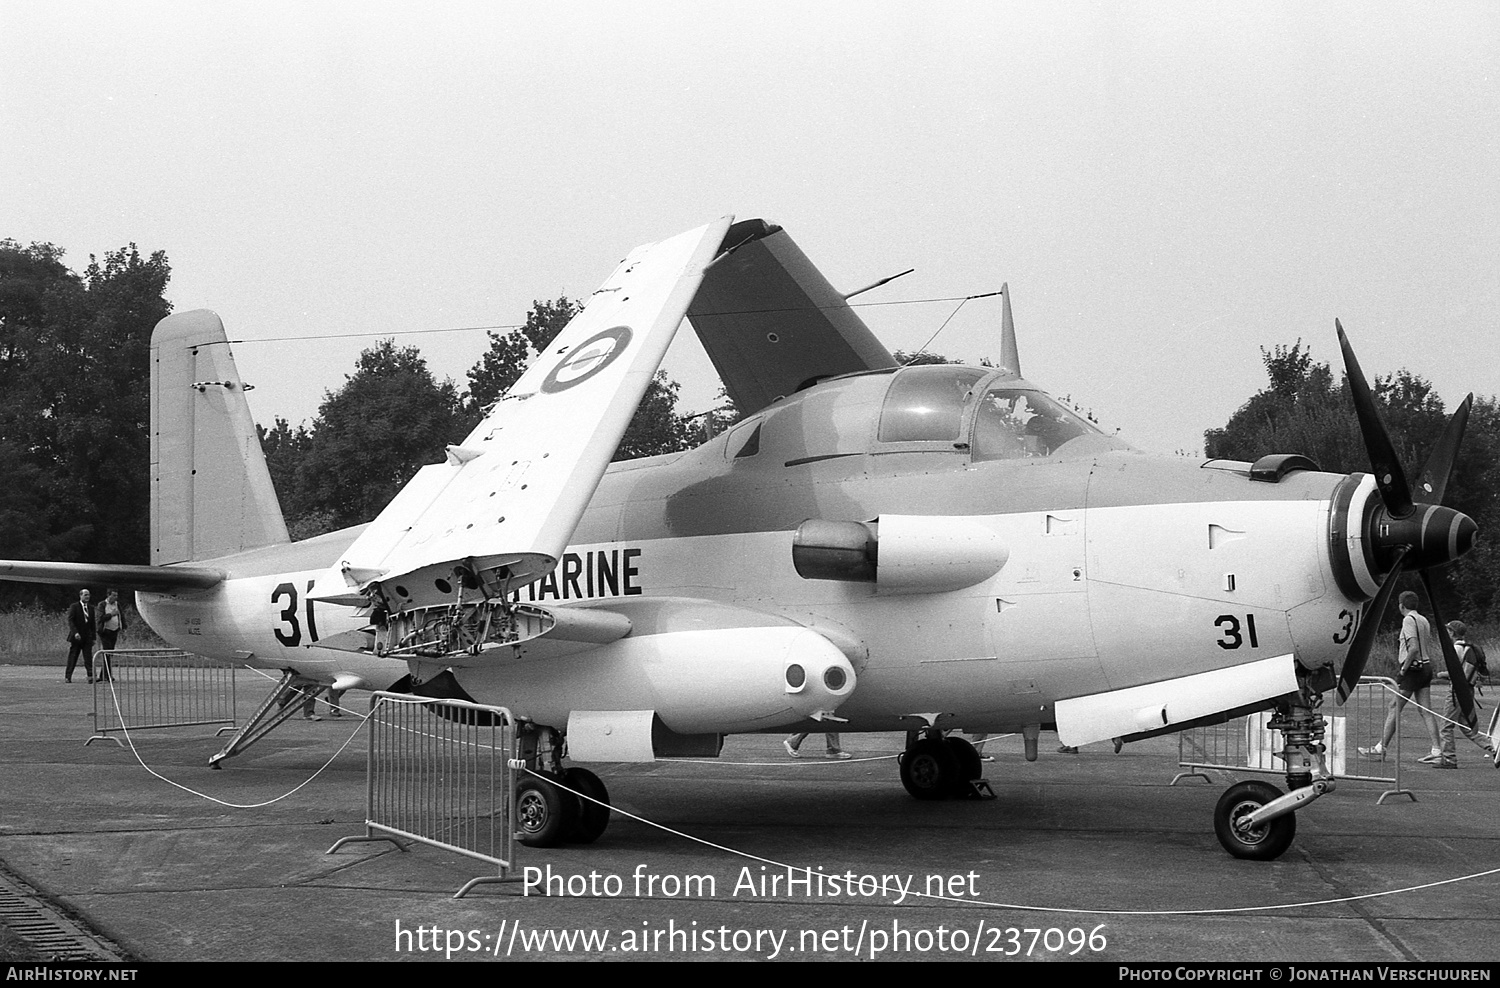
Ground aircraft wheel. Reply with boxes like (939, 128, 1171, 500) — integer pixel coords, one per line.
(515, 776, 578, 848)
(1213, 780, 1296, 861)
(943, 736, 983, 797)
(563, 767, 611, 844)
(900, 737, 959, 800)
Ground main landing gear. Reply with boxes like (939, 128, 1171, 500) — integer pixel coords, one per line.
(513, 725, 614, 848)
(898, 728, 995, 800)
(1212, 683, 1334, 861)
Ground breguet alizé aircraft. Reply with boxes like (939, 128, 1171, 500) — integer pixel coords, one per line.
(1, 216, 1484, 860)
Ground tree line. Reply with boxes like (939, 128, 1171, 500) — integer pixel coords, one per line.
(260, 296, 700, 538)
(2, 240, 1496, 622)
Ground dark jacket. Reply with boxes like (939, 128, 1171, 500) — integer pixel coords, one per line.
(67, 601, 95, 644)
(95, 599, 127, 635)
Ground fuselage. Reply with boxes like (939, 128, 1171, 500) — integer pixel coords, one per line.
(139, 365, 1368, 735)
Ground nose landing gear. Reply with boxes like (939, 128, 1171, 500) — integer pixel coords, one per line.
(1212, 685, 1333, 860)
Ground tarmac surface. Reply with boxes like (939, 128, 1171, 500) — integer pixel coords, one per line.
(1, 663, 1498, 964)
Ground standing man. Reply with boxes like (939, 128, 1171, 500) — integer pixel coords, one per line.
(64, 589, 96, 684)
(94, 589, 127, 683)
(1437, 621, 1498, 769)
(1359, 591, 1444, 763)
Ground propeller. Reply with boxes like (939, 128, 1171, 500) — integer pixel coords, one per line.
(1333, 321, 1479, 729)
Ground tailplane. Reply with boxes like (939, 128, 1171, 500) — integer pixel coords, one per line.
(151, 310, 289, 564)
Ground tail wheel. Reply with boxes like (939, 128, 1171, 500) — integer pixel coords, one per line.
(563, 767, 611, 844)
(515, 776, 577, 848)
(900, 737, 959, 800)
(1214, 780, 1296, 861)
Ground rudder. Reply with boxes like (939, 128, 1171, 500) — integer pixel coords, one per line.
(151, 310, 289, 564)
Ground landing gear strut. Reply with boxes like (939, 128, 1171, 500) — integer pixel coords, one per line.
(1212, 682, 1334, 860)
(512, 725, 614, 848)
(208, 671, 325, 768)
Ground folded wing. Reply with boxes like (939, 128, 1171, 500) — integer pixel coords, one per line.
(317, 217, 734, 611)
(686, 219, 897, 416)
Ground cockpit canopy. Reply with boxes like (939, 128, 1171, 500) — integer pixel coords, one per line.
(720, 364, 1123, 467)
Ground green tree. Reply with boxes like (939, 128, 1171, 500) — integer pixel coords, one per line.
(294, 340, 468, 530)
(257, 415, 315, 524)
(466, 296, 699, 461)
(0, 241, 170, 604)
(1204, 343, 1361, 472)
(892, 349, 955, 366)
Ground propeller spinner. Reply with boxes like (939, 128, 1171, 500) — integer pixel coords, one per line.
(1333, 321, 1480, 729)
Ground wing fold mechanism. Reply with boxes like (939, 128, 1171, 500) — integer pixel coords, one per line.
(315, 598, 634, 665)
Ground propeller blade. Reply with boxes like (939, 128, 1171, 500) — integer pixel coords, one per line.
(1421, 570, 1478, 731)
(1414, 394, 1472, 506)
(1337, 547, 1407, 703)
(1336, 320, 1414, 518)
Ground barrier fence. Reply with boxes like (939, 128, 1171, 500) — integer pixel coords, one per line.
(1175, 678, 1413, 803)
(87, 649, 238, 746)
(328, 691, 518, 898)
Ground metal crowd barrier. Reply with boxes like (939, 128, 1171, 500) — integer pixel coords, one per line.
(328, 691, 518, 898)
(87, 649, 238, 746)
(1174, 678, 1411, 802)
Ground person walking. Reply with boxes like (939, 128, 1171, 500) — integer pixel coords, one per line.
(784, 732, 851, 759)
(1436, 620, 1498, 769)
(93, 589, 127, 682)
(64, 589, 96, 684)
(1359, 591, 1444, 763)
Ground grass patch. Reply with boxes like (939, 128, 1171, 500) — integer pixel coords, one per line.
(0, 603, 167, 664)
(0, 922, 42, 961)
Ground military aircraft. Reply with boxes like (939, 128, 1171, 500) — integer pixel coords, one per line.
(0, 216, 1482, 860)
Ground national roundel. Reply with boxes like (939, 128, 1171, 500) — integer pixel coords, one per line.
(540, 326, 634, 394)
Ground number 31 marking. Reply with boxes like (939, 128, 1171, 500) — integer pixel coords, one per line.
(1332, 608, 1360, 645)
(1215, 614, 1260, 650)
(271, 580, 320, 647)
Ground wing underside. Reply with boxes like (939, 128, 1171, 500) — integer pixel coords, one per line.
(0, 560, 225, 592)
(315, 217, 734, 611)
(686, 219, 897, 416)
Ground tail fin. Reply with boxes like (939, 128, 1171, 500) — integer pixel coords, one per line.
(151, 310, 289, 564)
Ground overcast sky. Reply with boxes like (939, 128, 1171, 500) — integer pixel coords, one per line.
(4, 1, 1497, 456)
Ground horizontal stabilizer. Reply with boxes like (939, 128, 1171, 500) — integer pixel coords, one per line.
(687, 219, 898, 416)
(0, 559, 225, 592)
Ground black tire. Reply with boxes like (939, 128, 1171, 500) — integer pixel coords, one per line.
(900, 737, 959, 800)
(564, 767, 611, 844)
(515, 776, 578, 848)
(944, 736, 983, 797)
(1214, 780, 1296, 861)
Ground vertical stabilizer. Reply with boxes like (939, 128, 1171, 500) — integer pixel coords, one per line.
(998, 283, 1022, 379)
(151, 310, 289, 564)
